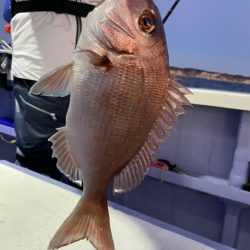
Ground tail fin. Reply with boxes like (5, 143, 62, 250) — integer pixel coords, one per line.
(48, 197, 114, 250)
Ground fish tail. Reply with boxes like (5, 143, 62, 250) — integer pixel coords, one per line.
(48, 196, 114, 250)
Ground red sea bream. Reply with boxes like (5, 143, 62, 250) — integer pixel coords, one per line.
(30, 0, 191, 249)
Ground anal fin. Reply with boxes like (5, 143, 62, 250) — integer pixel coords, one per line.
(49, 127, 82, 182)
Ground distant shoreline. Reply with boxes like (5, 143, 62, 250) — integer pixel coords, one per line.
(170, 67, 250, 85)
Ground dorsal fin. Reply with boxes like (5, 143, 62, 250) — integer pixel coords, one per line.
(113, 78, 191, 194)
(29, 63, 73, 97)
(49, 127, 83, 183)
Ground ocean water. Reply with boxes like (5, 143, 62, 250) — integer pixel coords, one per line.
(179, 76, 250, 94)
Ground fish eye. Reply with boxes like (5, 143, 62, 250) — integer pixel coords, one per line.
(138, 10, 156, 34)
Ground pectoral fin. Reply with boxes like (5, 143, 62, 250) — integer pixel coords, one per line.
(29, 63, 73, 97)
(82, 50, 113, 71)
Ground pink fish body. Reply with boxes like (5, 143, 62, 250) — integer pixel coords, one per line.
(30, 0, 191, 249)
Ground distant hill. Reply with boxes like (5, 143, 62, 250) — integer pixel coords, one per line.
(170, 67, 250, 85)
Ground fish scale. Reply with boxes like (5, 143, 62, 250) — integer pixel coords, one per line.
(69, 64, 145, 175)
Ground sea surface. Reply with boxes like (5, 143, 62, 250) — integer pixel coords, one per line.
(179, 76, 250, 94)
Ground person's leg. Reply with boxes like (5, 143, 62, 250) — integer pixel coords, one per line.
(13, 77, 80, 188)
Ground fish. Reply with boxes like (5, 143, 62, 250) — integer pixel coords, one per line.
(30, 0, 191, 249)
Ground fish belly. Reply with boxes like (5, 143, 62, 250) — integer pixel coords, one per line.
(66, 60, 167, 190)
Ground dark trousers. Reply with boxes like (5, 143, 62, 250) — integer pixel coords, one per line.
(13, 77, 74, 184)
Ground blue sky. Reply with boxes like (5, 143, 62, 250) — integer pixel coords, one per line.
(1, 0, 250, 76)
(155, 0, 250, 76)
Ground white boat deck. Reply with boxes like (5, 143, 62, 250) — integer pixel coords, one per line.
(0, 161, 228, 250)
